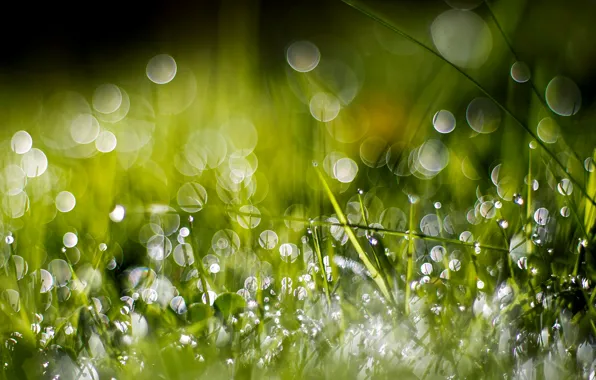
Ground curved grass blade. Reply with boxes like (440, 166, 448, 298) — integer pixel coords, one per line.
(314, 166, 395, 305)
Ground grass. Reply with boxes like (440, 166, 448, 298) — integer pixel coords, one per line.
(0, 0, 596, 379)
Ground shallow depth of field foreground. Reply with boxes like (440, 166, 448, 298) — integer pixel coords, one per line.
(1, 0, 596, 379)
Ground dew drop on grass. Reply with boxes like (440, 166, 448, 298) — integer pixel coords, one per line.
(177, 182, 207, 213)
(173, 243, 194, 267)
(459, 231, 473, 243)
(279, 243, 300, 263)
(477, 280, 485, 289)
(557, 179, 573, 195)
(170, 296, 187, 314)
(584, 157, 595, 172)
(513, 193, 524, 205)
(5, 235, 14, 244)
(71, 113, 100, 144)
(560, 206, 570, 217)
(449, 259, 461, 271)
(3, 289, 20, 312)
(55, 191, 76, 213)
(480, 201, 496, 219)
(517, 257, 528, 270)
(109, 204, 125, 222)
(146, 54, 177, 84)
(11, 256, 28, 280)
(431, 10, 492, 69)
(179, 227, 190, 237)
(95, 130, 117, 153)
(11, 131, 32, 155)
(537, 117, 560, 144)
(309, 92, 340, 122)
(466, 97, 501, 133)
(534, 208, 549, 226)
(545, 76, 581, 116)
(430, 246, 445, 262)
(497, 219, 509, 229)
(21, 148, 48, 178)
(420, 214, 441, 237)
(39, 269, 54, 293)
(202, 290, 217, 306)
(63, 232, 78, 248)
(212, 230, 240, 257)
(237, 205, 261, 229)
(510, 61, 531, 83)
(92, 84, 122, 114)
(286, 40, 320, 73)
(421, 262, 433, 276)
(259, 230, 278, 250)
(434, 202, 442, 209)
(433, 110, 456, 134)
(48, 259, 71, 287)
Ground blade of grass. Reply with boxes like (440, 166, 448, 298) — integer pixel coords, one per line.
(314, 166, 395, 306)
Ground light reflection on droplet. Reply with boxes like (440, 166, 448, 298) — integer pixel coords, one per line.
(510, 61, 531, 83)
(177, 182, 207, 213)
(21, 148, 48, 178)
(421, 262, 433, 275)
(286, 41, 320, 73)
(560, 206, 570, 217)
(417, 139, 449, 172)
(466, 97, 501, 134)
(309, 92, 340, 122)
(557, 178, 573, 196)
(63, 232, 78, 248)
(585, 157, 595, 173)
(55, 191, 76, 213)
(173, 243, 194, 267)
(11, 131, 33, 155)
(279, 243, 299, 263)
(333, 158, 358, 183)
(534, 208, 549, 226)
(92, 84, 122, 114)
(536, 117, 560, 144)
(109, 205, 125, 222)
(146, 54, 177, 84)
(433, 110, 456, 134)
(259, 230, 278, 250)
(545, 76, 581, 116)
(95, 131, 117, 153)
(431, 10, 492, 69)
(237, 205, 261, 229)
(71, 113, 101, 144)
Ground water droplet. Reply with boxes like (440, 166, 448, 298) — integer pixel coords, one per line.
(109, 205, 125, 222)
(286, 41, 320, 73)
(430, 246, 445, 262)
(584, 157, 595, 173)
(529, 140, 537, 149)
(432, 110, 456, 134)
(420, 262, 433, 275)
(560, 206, 570, 217)
(146, 54, 177, 84)
(545, 76, 581, 116)
(5, 235, 14, 244)
(510, 61, 531, 83)
(534, 208, 549, 226)
(497, 219, 509, 229)
(513, 193, 524, 205)
(431, 10, 492, 69)
(434, 202, 442, 209)
(557, 178, 573, 196)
